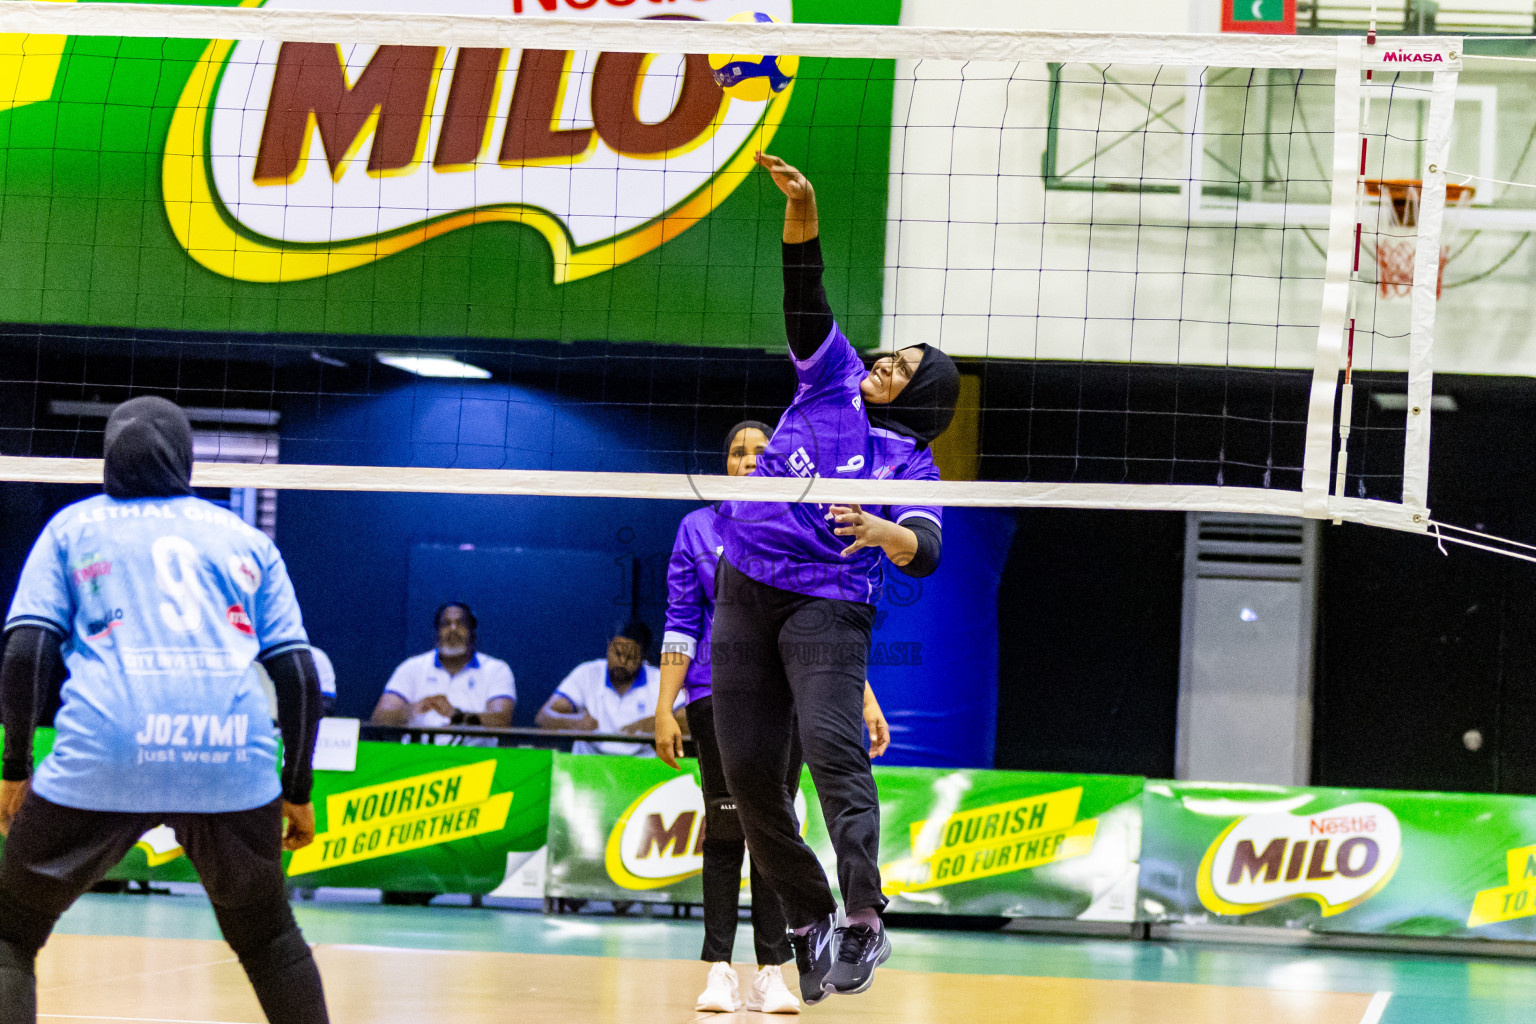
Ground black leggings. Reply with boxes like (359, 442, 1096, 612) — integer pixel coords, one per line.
(710, 558, 883, 929)
(689, 696, 798, 966)
(0, 792, 328, 1024)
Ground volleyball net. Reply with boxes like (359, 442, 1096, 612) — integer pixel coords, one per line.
(0, 2, 1468, 533)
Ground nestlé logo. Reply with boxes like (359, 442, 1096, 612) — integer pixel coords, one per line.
(1197, 801, 1402, 917)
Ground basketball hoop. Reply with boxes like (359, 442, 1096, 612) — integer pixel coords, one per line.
(1363, 179, 1475, 299)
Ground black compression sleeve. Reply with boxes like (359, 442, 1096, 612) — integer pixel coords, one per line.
(896, 517, 942, 578)
(783, 237, 834, 361)
(1, 627, 61, 782)
(261, 648, 322, 804)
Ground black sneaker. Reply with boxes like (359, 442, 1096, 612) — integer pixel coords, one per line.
(825, 923, 891, 995)
(786, 912, 840, 1005)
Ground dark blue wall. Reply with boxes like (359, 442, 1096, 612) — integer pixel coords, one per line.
(277, 378, 699, 723)
(868, 507, 1014, 768)
(281, 489, 695, 723)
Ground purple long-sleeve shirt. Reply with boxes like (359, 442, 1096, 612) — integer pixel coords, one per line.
(718, 322, 943, 605)
(663, 506, 725, 703)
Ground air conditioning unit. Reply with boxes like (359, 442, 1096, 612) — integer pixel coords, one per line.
(1176, 512, 1319, 786)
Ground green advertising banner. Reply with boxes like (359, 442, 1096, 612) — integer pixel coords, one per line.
(546, 752, 712, 903)
(1138, 780, 1536, 941)
(0, 730, 553, 895)
(0, 0, 898, 347)
(285, 743, 552, 894)
(878, 768, 1143, 920)
(545, 752, 1145, 920)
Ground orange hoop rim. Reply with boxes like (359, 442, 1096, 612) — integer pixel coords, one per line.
(1363, 177, 1476, 203)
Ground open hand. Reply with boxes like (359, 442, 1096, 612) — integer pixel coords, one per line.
(755, 151, 812, 200)
(827, 504, 895, 558)
(0, 779, 29, 837)
(864, 698, 891, 758)
(654, 714, 685, 769)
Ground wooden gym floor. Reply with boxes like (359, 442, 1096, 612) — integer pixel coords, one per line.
(34, 889, 1536, 1023)
(35, 932, 1377, 1024)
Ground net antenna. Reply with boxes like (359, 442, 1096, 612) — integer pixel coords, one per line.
(0, 3, 1467, 537)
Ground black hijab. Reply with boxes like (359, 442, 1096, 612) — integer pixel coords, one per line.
(103, 396, 194, 499)
(866, 343, 960, 449)
(723, 420, 773, 470)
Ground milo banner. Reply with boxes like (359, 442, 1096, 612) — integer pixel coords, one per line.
(0, 0, 898, 344)
(546, 752, 1144, 920)
(0, 730, 553, 895)
(1139, 780, 1536, 941)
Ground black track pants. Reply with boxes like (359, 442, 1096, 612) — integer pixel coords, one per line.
(0, 792, 329, 1024)
(710, 558, 884, 930)
(689, 695, 798, 965)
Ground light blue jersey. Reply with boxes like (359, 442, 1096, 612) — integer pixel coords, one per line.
(5, 494, 308, 813)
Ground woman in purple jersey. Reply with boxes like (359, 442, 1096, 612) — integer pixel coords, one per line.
(654, 423, 892, 1015)
(709, 152, 960, 1005)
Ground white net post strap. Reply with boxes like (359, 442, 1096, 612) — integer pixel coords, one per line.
(1301, 37, 1363, 521)
(0, 457, 1425, 531)
(1403, 67, 1461, 513)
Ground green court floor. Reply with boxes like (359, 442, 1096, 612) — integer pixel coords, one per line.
(52, 891, 1536, 1023)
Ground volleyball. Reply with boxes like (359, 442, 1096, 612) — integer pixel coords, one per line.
(708, 12, 798, 102)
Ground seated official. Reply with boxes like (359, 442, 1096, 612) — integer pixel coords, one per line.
(371, 602, 514, 746)
(536, 621, 683, 757)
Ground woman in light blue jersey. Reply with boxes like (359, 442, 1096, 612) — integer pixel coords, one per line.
(709, 153, 960, 1005)
(0, 397, 329, 1024)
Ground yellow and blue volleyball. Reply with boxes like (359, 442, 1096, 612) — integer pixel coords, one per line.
(708, 12, 798, 102)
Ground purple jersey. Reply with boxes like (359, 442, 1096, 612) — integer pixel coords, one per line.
(719, 323, 943, 605)
(662, 506, 724, 703)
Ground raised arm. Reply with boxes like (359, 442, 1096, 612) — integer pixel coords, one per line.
(757, 150, 817, 243)
(756, 151, 832, 361)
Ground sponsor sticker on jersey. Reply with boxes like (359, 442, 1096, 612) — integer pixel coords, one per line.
(227, 555, 262, 594)
(227, 604, 255, 636)
(71, 554, 112, 593)
(1196, 802, 1402, 917)
(85, 608, 125, 640)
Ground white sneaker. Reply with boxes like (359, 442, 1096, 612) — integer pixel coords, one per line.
(696, 961, 742, 1013)
(745, 964, 801, 1014)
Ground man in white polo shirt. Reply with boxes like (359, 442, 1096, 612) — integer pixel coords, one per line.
(370, 602, 515, 747)
(536, 621, 682, 756)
